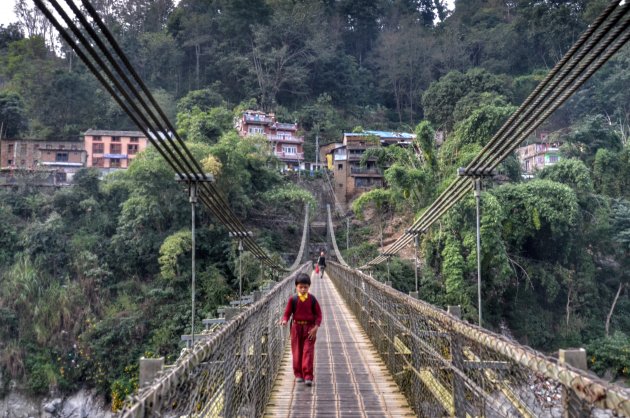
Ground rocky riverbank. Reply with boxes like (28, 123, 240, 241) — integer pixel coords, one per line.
(0, 389, 112, 418)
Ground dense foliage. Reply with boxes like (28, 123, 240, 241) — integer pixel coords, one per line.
(1, 0, 629, 404)
(0, 137, 308, 404)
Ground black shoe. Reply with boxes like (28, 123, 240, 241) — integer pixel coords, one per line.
(296, 378, 304, 383)
(305, 380, 312, 386)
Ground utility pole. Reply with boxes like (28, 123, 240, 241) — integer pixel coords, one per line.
(346, 217, 350, 251)
(458, 168, 494, 328)
(229, 231, 253, 308)
(176, 173, 214, 348)
(474, 178, 482, 327)
(414, 234, 419, 293)
(315, 132, 319, 167)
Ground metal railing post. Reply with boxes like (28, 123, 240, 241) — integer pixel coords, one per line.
(448, 305, 467, 417)
(559, 348, 590, 418)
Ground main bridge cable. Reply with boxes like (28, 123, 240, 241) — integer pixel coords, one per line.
(75, 0, 270, 262)
(34, 0, 281, 269)
(465, 0, 630, 175)
(365, 177, 472, 266)
(326, 204, 349, 266)
(362, 0, 630, 268)
(78, 0, 274, 265)
(378, 6, 630, 261)
(47, 0, 274, 266)
(476, 18, 630, 174)
(37, 0, 270, 264)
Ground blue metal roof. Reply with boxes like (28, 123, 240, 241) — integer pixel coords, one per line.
(344, 130, 415, 140)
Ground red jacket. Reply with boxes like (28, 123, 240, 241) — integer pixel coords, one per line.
(282, 294, 322, 326)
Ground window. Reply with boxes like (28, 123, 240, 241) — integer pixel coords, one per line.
(20, 159, 25, 165)
(71, 144, 78, 150)
(355, 178, 370, 187)
(248, 126, 265, 134)
(110, 158, 121, 168)
(130, 137, 139, 143)
(282, 145, 297, 155)
(338, 164, 343, 170)
(127, 144, 138, 155)
(7, 144, 13, 153)
(59, 145, 65, 150)
(548, 155, 559, 163)
(55, 172, 67, 183)
(93, 143, 104, 153)
(93, 136, 101, 142)
(93, 157, 104, 167)
(112, 136, 121, 142)
(33, 144, 39, 150)
(20, 144, 27, 153)
(46, 144, 52, 149)
(56, 152, 69, 162)
(110, 144, 121, 154)
(7, 159, 13, 165)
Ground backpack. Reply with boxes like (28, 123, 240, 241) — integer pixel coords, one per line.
(291, 294, 318, 318)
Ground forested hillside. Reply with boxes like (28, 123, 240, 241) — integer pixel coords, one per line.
(1, 0, 629, 408)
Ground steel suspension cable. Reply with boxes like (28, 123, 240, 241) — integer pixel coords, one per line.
(362, 0, 630, 268)
(468, 7, 630, 174)
(479, 16, 630, 172)
(35, 0, 284, 269)
(38, 0, 267, 263)
(75, 0, 270, 261)
(464, 0, 628, 175)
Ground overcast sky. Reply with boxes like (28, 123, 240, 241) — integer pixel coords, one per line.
(0, 1, 18, 26)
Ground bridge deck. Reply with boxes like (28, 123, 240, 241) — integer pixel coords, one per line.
(264, 271, 415, 417)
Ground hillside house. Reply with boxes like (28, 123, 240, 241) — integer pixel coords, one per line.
(235, 110, 304, 170)
(326, 130, 415, 209)
(0, 138, 86, 185)
(84, 129, 149, 173)
(516, 136, 562, 176)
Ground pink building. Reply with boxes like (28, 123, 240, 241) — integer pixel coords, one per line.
(235, 110, 304, 170)
(84, 129, 148, 173)
(516, 142, 561, 175)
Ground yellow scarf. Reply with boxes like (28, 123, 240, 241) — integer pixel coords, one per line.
(298, 293, 308, 303)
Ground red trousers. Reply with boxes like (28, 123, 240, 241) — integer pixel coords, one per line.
(291, 322, 316, 380)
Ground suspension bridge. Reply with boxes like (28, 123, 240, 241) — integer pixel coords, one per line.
(32, 0, 630, 417)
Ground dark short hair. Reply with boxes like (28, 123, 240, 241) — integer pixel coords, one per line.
(295, 273, 311, 286)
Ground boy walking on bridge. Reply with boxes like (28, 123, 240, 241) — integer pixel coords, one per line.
(280, 273, 322, 386)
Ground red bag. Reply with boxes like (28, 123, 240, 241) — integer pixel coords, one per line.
(315, 265, 320, 274)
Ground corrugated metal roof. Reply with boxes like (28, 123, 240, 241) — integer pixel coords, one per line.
(84, 129, 145, 137)
(344, 130, 415, 139)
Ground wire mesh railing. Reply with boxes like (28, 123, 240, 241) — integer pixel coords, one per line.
(119, 264, 309, 418)
(327, 262, 630, 418)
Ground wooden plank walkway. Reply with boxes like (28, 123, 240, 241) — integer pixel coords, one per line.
(264, 271, 415, 418)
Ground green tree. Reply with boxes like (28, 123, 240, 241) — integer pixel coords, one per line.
(176, 106, 233, 143)
(561, 115, 622, 168)
(0, 91, 27, 137)
(250, 2, 336, 109)
(422, 68, 511, 131)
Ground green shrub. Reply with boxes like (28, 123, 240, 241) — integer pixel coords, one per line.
(587, 332, 630, 380)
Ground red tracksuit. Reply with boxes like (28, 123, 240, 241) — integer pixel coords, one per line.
(282, 293, 323, 381)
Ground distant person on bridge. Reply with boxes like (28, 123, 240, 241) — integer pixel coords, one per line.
(316, 251, 326, 278)
(280, 273, 322, 387)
